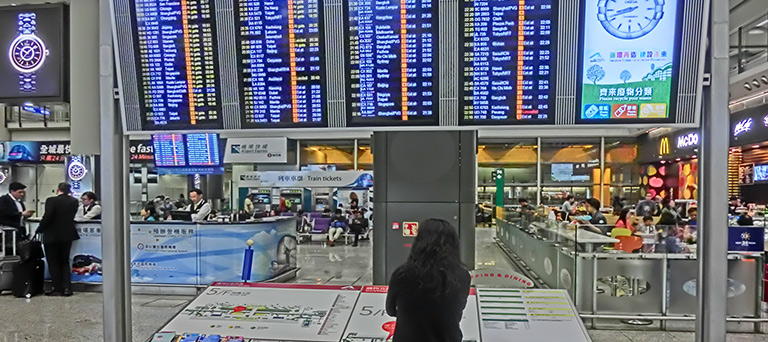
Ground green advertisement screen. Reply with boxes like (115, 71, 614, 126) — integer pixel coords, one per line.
(578, 0, 681, 122)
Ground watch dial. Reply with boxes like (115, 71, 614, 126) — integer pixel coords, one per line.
(10, 36, 47, 72)
(600, 0, 662, 39)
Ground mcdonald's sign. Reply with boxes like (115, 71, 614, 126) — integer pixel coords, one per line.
(659, 137, 671, 156)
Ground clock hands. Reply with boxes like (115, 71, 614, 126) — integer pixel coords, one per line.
(610, 6, 639, 18)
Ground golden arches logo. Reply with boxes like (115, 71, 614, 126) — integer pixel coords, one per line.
(660, 137, 671, 156)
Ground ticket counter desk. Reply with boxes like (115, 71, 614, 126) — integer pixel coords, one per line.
(495, 212, 764, 329)
(26, 217, 298, 289)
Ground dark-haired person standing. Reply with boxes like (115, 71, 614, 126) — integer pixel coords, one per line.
(0, 182, 35, 250)
(386, 219, 471, 342)
(35, 182, 79, 296)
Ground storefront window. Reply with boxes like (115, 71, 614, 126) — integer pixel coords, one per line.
(477, 140, 538, 206)
(300, 140, 356, 170)
(357, 140, 373, 171)
(605, 139, 641, 205)
(540, 139, 600, 206)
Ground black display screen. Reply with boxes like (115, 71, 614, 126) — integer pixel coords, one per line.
(344, 0, 439, 126)
(235, 0, 326, 127)
(0, 4, 68, 103)
(459, 0, 556, 125)
(131, 0, 224, 131)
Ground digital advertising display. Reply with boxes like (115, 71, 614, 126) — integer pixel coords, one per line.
(459, 0, 556, 125)
(578, 0, 682, 123)
(0, 4, 68, 103)
(131, 0, 224, 131)
(344, 0, 439, 126)
(235, 0, 326, 128)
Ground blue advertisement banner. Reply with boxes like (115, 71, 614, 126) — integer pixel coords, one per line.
(728, 226, 765, 253)
(130, 223, 199, 285)
(71, 222, 103, 282)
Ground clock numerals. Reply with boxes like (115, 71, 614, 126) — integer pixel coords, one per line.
(598, 0, 662, 40)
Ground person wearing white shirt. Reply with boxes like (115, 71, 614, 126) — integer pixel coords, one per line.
(76, 191, 102, 221)
(184, 189, 212, 222)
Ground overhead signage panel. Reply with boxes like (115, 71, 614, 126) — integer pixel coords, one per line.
(224, 137, 288, 163)
(578, 0, 683, 123)
(239, 171, 373, 188)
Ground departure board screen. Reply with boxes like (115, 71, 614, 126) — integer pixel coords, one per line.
(132, 0, 223, 131)
(152, 134, 187, 167)
(345, 0, 439, 126)
(235, 0, 326, 128)
(459, 0, 556, 125)
(186, 133, 221, 166)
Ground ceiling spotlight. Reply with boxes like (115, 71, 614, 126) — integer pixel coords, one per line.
(753, 80, 762, 87)
(745, 83, 753, 90)
(660, 160, 666, 164)
(675, 158, 681, 161)
(752, 145, 760, 148)
(692, 155, 698, 159)
(761, 76, 768, 85)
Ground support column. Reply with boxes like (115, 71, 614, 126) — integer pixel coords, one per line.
(697, 0, 728, 340)
(100, 0, 131, 340)
(372, 131, 477, 284)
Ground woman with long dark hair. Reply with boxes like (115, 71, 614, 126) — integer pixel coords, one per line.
(385, 219, 471, 342)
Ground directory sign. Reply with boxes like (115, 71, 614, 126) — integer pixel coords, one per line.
(152, 134, 187, 167)
(345, 0, 439, 125)
(0, 4, 68, 103)
(235, 0, 326, 127)
(459, 0, 556, 124)
(132, 0, 223, 131)
(578, 0, 682, 122)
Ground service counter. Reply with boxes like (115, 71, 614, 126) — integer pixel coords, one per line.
(495, 215, 764, 321)
(26, 217, 298, 286)
(151, 282, 592, 342)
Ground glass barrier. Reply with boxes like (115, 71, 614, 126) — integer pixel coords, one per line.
(731, 12, 768, 74)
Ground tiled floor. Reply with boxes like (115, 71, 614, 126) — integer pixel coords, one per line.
(1, 227, 767, 341)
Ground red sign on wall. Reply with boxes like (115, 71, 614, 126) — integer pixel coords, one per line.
(402, 222, 419, 237)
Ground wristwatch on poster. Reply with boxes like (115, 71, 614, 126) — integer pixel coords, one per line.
(8, 13, 49, 93)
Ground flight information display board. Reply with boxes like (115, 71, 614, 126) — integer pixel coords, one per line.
(186, 133, 221, 166)
(131, 0, 223, 131)
(345, 0, 439, 126)
(235, 0, 326, 128)
(152, 134, 187, 167)
(459, 0, 556, 125)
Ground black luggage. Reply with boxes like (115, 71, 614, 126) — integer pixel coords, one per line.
(12, 259, 45, 298)
(0, 228, 20, 294)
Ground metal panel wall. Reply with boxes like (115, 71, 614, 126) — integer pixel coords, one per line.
(215, 0, 241, 129)
(112, 0, 142, 132)
(324, 0, 347, 128)
(439, 0, 459, 126)
(554, 0, 579, 125)
(675, 0, 707, 124)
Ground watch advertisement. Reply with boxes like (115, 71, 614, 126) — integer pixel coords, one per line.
(0, 4, 68, 102)
(579, 0, 681, 122)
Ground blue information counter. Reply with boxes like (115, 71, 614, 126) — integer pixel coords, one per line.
(26, 217, 298, 286)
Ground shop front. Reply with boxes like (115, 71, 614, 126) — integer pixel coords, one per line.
(730, 104, 768, 207)
(638, 129, 700, 208)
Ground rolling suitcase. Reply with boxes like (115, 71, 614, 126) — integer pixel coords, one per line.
(12, 258, 45, 298)
(0, 228, 20, 294)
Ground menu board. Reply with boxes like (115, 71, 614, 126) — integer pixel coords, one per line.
(476, 288, 590, 342)
(235, 0, 326, 127)
(345, 0, 438, 125)
(161, 283, 361, 341)
(459, 0, 556, 124)
(578, 0, 682, 122)
(152, 134, 187, 167)
(132, 0, 223, 131)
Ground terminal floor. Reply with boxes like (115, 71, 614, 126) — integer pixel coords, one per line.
(1, 227, 767, 341)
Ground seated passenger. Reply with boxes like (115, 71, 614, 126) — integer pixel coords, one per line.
(348, 210, 369, 247)
(328, 209, 348, 247)
(737, 211, 754, 226)
(577, 198, 608, 235)
(386, 219, 470, 342)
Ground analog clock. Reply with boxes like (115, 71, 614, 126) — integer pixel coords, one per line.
(9, 34, 49, 73)
(598, 0, 665, 40)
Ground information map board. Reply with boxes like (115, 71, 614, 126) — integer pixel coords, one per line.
(154, 283, 592, 342)
(344, 0, 439, 126)
(459, 0, 556, 125)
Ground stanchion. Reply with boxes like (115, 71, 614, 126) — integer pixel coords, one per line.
(242, 239, 255, 283)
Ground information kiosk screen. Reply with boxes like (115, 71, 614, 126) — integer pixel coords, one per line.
(459, 0, 557, 125)
(344, 0, 439, 126)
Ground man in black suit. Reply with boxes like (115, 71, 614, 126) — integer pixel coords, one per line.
(35, 182, 79, 296)
(0, 182, 34, 253)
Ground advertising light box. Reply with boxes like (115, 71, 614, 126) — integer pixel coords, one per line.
(578, 0, 683, 123)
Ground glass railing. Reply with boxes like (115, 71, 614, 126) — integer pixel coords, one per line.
(731, 12, 768, 74)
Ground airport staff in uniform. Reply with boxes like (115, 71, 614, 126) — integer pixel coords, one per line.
(35, 182, 79, 296)
(185, 189, 211, 222)
(76, 191, 102, 220)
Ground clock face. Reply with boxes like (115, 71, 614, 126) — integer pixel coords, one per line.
(68, 161, 87, 181)
(598, 0, 664, 40)
(9, 34, 48, 73)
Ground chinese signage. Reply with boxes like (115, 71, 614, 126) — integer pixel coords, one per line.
(734, 118, 753, 137)
(402, 222, 419, 237)
(38, 141, 70, 163)
(224, 137, 288, 163)
(579, 0, 681, 121)
(129, 140, 154, 163)
(731, 104, 768, 146)
(739, 163, 754, 185)
(239, 171, 373, 188)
